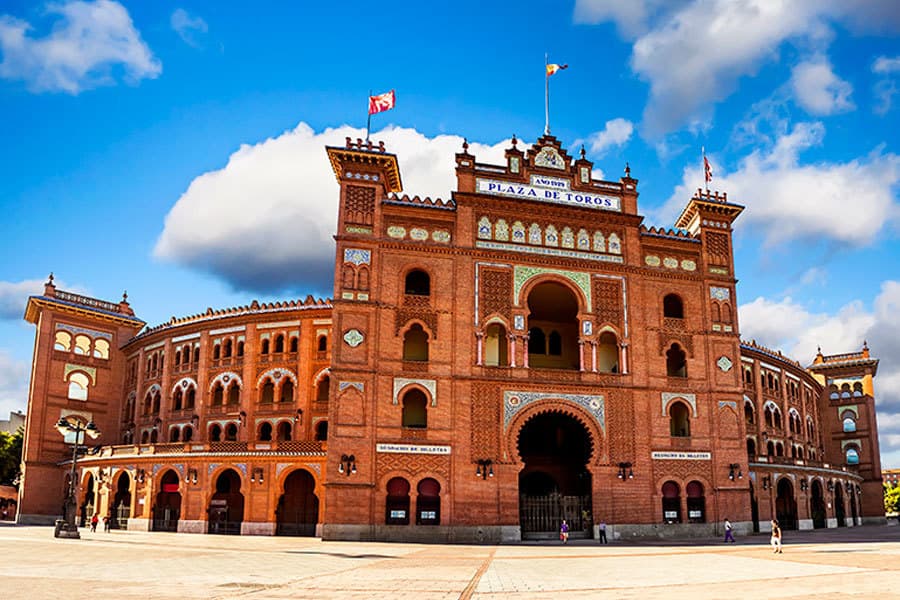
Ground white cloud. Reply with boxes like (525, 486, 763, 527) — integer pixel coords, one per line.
(0, 350, 28, 419)
(653, 122, 900, 246)
(0, 0, 160, 94)
(586, 118, 634, 156)
(170, 8, 207, 48)
(873, 55, 900, 74)
(873, 55, 900, 115)
(154, 123, 518, 292)
(738, 281, 900, 466)
(0, 279, 45, 320)
(577, 1, 899, 136)
(790, 58, 854, 115)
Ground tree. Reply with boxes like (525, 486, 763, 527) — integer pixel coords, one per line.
(884, 483, 900, 515)
(0, 427, 24, 487)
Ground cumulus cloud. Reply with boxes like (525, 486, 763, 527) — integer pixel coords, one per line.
(653, 122, 900, 246)
(873, 55, 900, 115)
(739, 281, 900, 466)
(170, 8, 207, 48)
(154, 124, 517, 293)
(0, 279, 45, 320)
(0, 350, 28, 418)
(873, 55, 900, 74)
(0, 0, 160, 94)
(790, 58, 854, 115)
(585, 118, 634, 156)
(576, 0, 899, 136)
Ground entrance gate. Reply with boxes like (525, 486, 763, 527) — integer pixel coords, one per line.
(520, 493, 591, 539)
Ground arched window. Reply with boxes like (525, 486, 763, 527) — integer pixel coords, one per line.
(686, 481, 705, 523)
(773, 409, 782, 429)
(274, 335, 284, 353)
(744, 368, 753, 385)
(261, 381, 275, 404)
(223, 339, 232, 358)
(174, 349, 181, 366)
(289, 337, 298, 353)
(261, 339, 270, 355)
(224, 423, 238, 441)
(74, 335, 91, 355)
(141, 430, 150, 444)
(484, 323, 509, 367)
(840, 383, 851, 399)
(853, 382, 863, 397)
(666, 343, 687, 377)
(405, 270, 430, 296)
(227, 385, 240, 405)
(662, 481, 681, 523)
(143, 393, 152, 415)
(744, 402, 755, 424)
(416, 478, 441, 525)
(280, 379, 294, 404)
(67, 372, 90, 401)
(173, 388, 183, 411)
(765, 406, 774, 428)
(775, 443, 784, 457)
(170, 427, 180, 443)
(317, 336, 327, 352)
(150, 429, 158, 443)
(93, 339, 109, 359)
(547, 330, 562, 356)
(358, 266, 370, 290)
(385, 477, 411, 525)
(185, 387, 196, 409)
(258, 422, 273, 441)
(767, 441, 775, 456)
(193, 346, 200, 363)
(711, 302, 721, 322)
(401, 389, 428, 429)
(402, 324, 429, 361)
(315, 421, 328, 441)
(527, 327, 546, 355)
(843, 416, 856, 432)
(276, 421, 292, 441)
(317, 375, 330, 403)
(846, 447, 860, 465)
(152, 391, 160, 414)
(209, 424, 222, 442)
(213, 344, 221, 360)
(663, 294, 684, 319)
(183, 426, 193, 442)
(597, 331, 619, 373)
(54, 331, 72, 352)
(669, 401, 691, 437)
(746, 438, 756, 460)
(237, 340, 244, 357)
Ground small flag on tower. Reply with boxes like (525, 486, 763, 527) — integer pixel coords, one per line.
(546, 63, 568, 77)
(704, 154, 713, 183)
(368, 90, 396, 115)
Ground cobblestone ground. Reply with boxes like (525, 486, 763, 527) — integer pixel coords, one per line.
(2, 523, 900, 599)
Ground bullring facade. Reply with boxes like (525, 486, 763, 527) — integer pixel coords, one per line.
(16, 132, 884, 541)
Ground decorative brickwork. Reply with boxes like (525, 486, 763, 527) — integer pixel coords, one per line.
(470, 383, 500, 460)
(653, 459, 713, 484)
(706, 231, 730, 265)
(606, 391, 634, 461)
(659, 332, 694, 356)
(345, 185, 375, 226)
(479, 268, 512, 322)
(376, 452, 450, 482)
(593, 278, 622, 329)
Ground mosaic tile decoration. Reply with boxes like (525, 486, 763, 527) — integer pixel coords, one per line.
(503, 390, 605, 432)
(661, 392, 697, 417)
(343, 248, 371, 265)
(710, 286, 731, 300)
(55, 323, 113, 340)
(393, 377, 437, 406)
(513, 265, 592, 311)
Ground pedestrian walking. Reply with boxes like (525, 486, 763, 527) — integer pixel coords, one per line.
(560, 519, 569, 544)
(90, 513, 99, 533)
(103, 515, 110, 532)
(724, 518, 735, 543)
(770, 519, 782, 553)
(598, 520, 608, 544)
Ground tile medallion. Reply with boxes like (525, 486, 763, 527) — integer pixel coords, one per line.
(503, 391, 605, 432)
(716, 356, 733, 372)
(343, 248, 371, 265)
(710, 286, 731, 301)
(513, 266, 592, 311)
(342, 329, 364, 348)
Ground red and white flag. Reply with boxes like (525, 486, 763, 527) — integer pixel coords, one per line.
(368, 90, 395, 115)
(703, 155, 713, 183)
(546, 63, 568, 77)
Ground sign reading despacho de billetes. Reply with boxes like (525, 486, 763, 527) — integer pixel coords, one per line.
(376, 443, 451, 455)
(651, 451, 712, 460)
(476, 174, 621, 212)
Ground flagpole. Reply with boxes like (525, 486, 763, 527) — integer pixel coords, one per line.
(702, 146, 708, 193)
(366, 89, 372, 143)
(544, 53, 550, 135)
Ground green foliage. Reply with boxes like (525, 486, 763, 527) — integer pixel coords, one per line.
(0, 427, 24, 487)
(884, 483, 900, 514)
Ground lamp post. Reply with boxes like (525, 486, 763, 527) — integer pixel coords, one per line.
(54, 416, 100, 539)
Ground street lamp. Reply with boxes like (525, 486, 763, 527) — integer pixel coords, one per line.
(54, 416, 100, 539)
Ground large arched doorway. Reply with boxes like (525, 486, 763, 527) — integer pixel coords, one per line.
(775, 478, 798, 531)
(80, 473, 95, 527)
(276, 470, 319, 536)
(526, 282, 580, 370)
(850, 486, 859, 525)
(152, 470, 180, 532)
(208, 468, 244, 535)
(111, 472, 131, 529)
(834, 484, 846, 527)
(749, 481, 759, 533)
(811, 480, 826, 529)
(517, 411, 593, 539)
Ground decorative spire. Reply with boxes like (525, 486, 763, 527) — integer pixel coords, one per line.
(580, 145, 586, 160)
(624, 162, 631, 177)
(511, 134, 518, 148)
(462, 138, 469, 152)
(122, 290, 128, 302)
(47, 272, 54, 285)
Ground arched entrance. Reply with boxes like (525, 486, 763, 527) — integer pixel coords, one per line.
(152, 470, 180, 532)
(276, 469, 319, 536)
(749, 481, 759, 533)
(811, 480, 826, 529)
(208, 468, 244, 535)
(526, 282, 580, 370)
(517, 411, 593, 539)
(849, 486, 859, 525)
(111, 472, 131, 529)
(80, 473, 95, 527)
(775, 478, 798, 531)
(834, 484, 846, 527)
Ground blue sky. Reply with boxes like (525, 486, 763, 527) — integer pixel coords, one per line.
(1, 1, 899, 463)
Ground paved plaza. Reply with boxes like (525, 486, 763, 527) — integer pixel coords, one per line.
(2, 524, 900, 599)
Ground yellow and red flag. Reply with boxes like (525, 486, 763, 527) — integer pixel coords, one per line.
(368, 90, 396, 115)
(546, 63, 568, 77)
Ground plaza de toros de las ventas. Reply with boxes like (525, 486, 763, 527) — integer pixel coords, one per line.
(16, 132, 885, 542)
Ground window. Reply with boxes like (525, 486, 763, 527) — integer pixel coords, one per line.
(853, 382, 863, 397)
(212, 384, 224, 406)
(405, 270, 430, 296)
(224, 423, 238, 441)
(237, 341, 244, 357)
(74, 335, 91, 355)
(669, 401, 691, 437)
(173, 388, 183, 411)
(280, 379, 294, 403)
(315, 421, 328, 441)
(261, 339, 270, 355)
(416, 478, 441, 525)
(258, 422, 273, 441)
(93, 339, 109, 359)
(484, 323, 508, 367)
(227, 385, 240, 405)
(317, 375, 330, 403)
(666, 343, 687, 377)
(152, 391, 160, 414)
(54, 331, 72, 352)
(223, 339, 232, 358)
(686, 481, 705, 523)
(746, 438, 756, 460)
(185, 387, 196, 409)
(289, 337, 298, 353)
(170, 428, 180, 443)
(527, 327, 546, 355)
(193, 346, 200, 363)
(277, 421, 292, 441)
(67, 372, 90, 401)
(663, 294, 684, 319)
(548, 330, 562, 356)
(662, 481, 681, 523)
(209, 424, 222, 442)
(842, 416, 857, 433)
(402, 389, 428, 429)
(174, 349, 181, 366)
(183, 426, 193, 442)
(274, 335, 285, 353)
(385, 477, 411, 525)
(402, 324, 429, 361)
(744, 402, 755, 424)
(597, 331, 619, 373)
(261, 381, 275, 404)
(846, 447, 860, 465)
(213, 344, 221, 360)
(317, 336, 327, 352)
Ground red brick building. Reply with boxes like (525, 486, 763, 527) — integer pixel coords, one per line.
(17, 133, 884, 541)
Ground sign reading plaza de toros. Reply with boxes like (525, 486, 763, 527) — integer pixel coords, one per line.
(476, 175, 621, 212)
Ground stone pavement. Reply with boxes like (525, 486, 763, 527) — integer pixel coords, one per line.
(1, 523, 900, 599)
